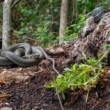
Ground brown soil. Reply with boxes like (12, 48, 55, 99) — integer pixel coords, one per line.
(0, 43, 110, 110)
(0, 61, 110, 110)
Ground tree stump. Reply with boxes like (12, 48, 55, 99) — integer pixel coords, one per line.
(47, 11, 110, 67)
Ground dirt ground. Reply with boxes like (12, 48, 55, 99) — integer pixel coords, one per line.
(0, 61, 110, 110)
(0, 42, 109, 110)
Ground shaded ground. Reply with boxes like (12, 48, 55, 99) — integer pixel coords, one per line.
(0, 56, 110, 110)
(0, 70, 110, 110)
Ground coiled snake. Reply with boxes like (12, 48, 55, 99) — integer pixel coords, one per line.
(0, 43, 59, 74)
(0, 43, 32, 66)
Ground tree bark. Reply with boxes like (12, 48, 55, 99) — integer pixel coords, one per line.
(2, 0, 13, 49)
(59, 0, 68, 43)
(72, 0, 78, 19)
(47, 11, 110, 68)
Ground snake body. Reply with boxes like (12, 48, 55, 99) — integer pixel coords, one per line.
(0, 43, 60, 74)
(5, 43, 32, 55)
(1, 51, 41, 67)
(37, 47, 60, 75)
(0, 56, 14, 66)
(0, 43, 32, 66)
(25, 46, 60, 74)
(14, 48, 25, 56)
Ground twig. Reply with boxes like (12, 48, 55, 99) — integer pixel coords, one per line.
(48, 60, 64, 109)
(52, 65, 64, 110)
(85, 90, 89, 103)
(98, 48, 110, 62)
(55, 85, 65, 110)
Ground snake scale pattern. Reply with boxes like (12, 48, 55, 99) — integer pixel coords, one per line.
(0, 43, 60, 74)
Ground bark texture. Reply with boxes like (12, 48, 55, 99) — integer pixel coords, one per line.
(71, 12, 110, 63)
(2, 0, 13, 49)
(59, 0, 68, 43)
(48, 11, 110, 67)
(72, 0, 78, 19)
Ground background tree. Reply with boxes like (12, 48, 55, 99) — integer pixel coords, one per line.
(2, 0, 13, 49)
(0, 0, 109, 48)
(59, 0, 69, 43)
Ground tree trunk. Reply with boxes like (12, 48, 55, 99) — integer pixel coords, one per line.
(72, 0, 78, 19)
(59, 0, 68, 43)
(2, 0, 13, 49)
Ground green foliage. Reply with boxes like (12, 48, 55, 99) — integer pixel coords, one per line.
(14, 20, 56, 47)
(64, 14, 86, 41)
(13, 0, 60, 46)
(73, 14, 86, 32)
(45, 46, 110, 94)
(97, 0, 110, 6)
(12, 0, 109, 46)
(77, 0, 94, 13)
(45, 57, 105, 93)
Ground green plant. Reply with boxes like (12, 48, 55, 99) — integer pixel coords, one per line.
(45, 57, 106, 95)
(63, 14, 86, 41)
(12, 0, 61, 47)
(45, 45, 110, 96)
(11, 0, 108, 47)
(77, 0, 94, 13)
(73, 14, 86, 32)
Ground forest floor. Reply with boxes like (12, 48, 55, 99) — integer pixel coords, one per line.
(0, 56, 110, 110)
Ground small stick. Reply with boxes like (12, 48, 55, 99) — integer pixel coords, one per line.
(55, 87, 65, 110)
